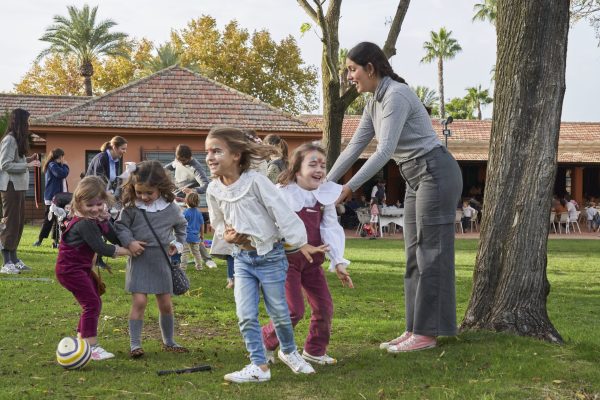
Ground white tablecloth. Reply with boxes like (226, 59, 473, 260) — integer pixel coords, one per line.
(379, 208, 404, 236)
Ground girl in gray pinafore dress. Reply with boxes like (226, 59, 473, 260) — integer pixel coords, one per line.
(115, 161, 188, 357)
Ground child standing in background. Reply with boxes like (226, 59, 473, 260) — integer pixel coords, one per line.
(205, 127, 327, 383)
(181, 191, 217, 270)
(263, 134, 289, 184)
(262, 143, 353, 367)
(461, 200, 476, 231)
(369, 199, 380, 237)
(55, 176, 131, 361)
(115, 161, 189, 358)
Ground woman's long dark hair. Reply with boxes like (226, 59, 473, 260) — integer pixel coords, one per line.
(43, 148, 65, 172)
(264, 134, 289, 168)
(4, 108, 31, 157)
(347, 42, 406, 84)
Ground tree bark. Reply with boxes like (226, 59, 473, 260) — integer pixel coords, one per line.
(80, 61, 94, 96)
(438, 57, 445, 118)
(298, 0, 411, 169)
(460, 0, 570, 344)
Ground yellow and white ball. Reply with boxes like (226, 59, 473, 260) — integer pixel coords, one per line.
(56, 336, 92, 370)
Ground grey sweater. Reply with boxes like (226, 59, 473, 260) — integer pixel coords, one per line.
(0, 134, 29, 191)
(327, 76, 441, 191)
(115, 202, 187, 249)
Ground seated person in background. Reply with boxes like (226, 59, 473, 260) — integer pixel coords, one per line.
(565, 193, 579, 210)
(358, 195, 368, 208)
(346, 197, 360, 211)
(165, 144, 210, 198)
(554, 198, 567, 215)
(564, 197, 578, 221)
(462, 200, 476, 231)
(585, 202, 599, 232)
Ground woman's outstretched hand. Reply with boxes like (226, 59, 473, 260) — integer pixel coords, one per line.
(299, 244, 329, 263)
(336, 185, 353, 205)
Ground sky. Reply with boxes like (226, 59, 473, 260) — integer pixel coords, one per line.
(1, 0, 599, 122)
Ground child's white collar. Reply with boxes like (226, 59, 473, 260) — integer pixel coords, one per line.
(280, 181, 342, 212)
(135, 197, 170, 212)
(210, 170, 256, 202)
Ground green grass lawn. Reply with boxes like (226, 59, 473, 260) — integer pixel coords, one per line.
(0, 225, 599, 399)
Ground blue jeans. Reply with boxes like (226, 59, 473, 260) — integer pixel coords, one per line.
(226, 255, 234, 279)
(233, 243, 296, 365)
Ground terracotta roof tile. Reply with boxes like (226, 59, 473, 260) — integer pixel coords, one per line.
(300, 115, 600, 164)
(32, 66, 319, 133)
(0, 94, 89, 118)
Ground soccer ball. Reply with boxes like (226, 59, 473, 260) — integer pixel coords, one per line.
(56, 336, 92, 370)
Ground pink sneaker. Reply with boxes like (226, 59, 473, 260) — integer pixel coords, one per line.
(379, 331, 412, 350)
(387, 334, 436, 353)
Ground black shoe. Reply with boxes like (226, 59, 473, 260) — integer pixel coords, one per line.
(52, 241, 59, 249)
(33, 241, 42, 247)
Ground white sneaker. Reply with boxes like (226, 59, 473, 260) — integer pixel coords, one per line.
(301, 350, 337, 365)
(91, 345, 115, 360)
(224, 364, 270, 383)
(206, 260, 217, 269)
(0, 263, 19, 274)
(265, 349, 275, 364)
(277, 350, 315, 374)
(14, 260, 32, 272)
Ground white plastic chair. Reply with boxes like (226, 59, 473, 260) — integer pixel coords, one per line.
(569, 211, 582, 234)
(355, 208, 371, 235)
(558, 213, 569, 234)
(455, 210, 464, 234)
(469, 210, 479, 232)
(549, 211, 557, 234)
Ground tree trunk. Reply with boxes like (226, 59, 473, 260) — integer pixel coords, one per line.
(79, 61, 94, 96)
(322, 54, 344, 169)
(460, 0, 570, 343)
(438, 57, 445, 118)
(477, 103, 482, 120)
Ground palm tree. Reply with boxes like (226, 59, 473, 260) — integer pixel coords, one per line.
(472, 0, 497, 26)
(38, 4, 129, 96)
(411, 85, 439, 116)
(465, 85, 493, 120)
(421, 27, 462, 118)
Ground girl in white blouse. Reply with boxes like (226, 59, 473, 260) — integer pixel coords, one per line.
(205, 127, 327, 384)
(261, 143, 353, 368)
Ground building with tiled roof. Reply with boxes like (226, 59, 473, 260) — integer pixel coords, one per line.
(0, 93, 90, 118)
(1, 93, 90, 146)
(33, 66, 318, 133)
(301, 115, 600, 205)
(1, 66, 320, 220)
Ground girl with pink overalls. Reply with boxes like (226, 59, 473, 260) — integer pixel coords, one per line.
(262, 143, 353, 366)
(55, 176, 131, 361)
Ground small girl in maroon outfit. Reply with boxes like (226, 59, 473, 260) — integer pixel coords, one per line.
(55, 176, 131, 361)
(262, 143, 353, 366)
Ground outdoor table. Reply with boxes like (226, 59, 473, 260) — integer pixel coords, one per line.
(379, 207, 404, 237)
